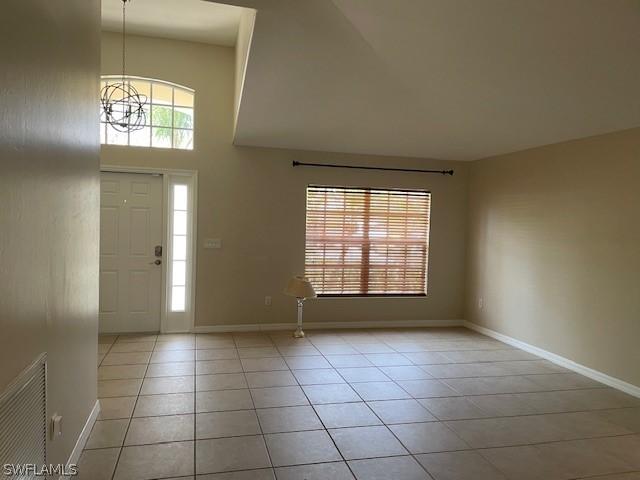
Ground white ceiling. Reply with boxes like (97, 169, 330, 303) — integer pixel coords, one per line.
(102, 0, 244, 46)
(224, 0, 640, 160)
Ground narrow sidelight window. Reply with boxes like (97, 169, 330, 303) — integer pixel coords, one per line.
(305, 185, 431, 296)
(170, 184, 189, 311)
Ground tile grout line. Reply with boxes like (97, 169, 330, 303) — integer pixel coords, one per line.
(327, 347, 437, 478)
(572, 470, 640, 480)
(237, 337, 277, 478)
(109, 333, 158, 480)
(312, 334, 457, 478)
(78, 429, 640, 456)
(302, 331, 639, 480)
(326, 340, 467, 478)
(93, 330, 640, 479)
(288, 332, 638, 479)
(80, 416, 640, 450)
(293, 336, 361, 480)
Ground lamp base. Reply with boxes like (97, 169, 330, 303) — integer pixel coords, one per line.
(293, 297, 306, 338)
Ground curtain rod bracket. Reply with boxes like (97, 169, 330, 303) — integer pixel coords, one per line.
(292, 160, 453, 176)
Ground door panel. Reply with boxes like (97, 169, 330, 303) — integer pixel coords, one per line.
(100, 207, 119, 255)
(99, 172, 163, 333)
(99, 271, 118, 313)
(129, 208, 150, 256)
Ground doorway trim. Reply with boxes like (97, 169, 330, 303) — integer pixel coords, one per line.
(101, 164, 198, 333)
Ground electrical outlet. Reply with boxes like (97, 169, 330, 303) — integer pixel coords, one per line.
(51, 414, 62, 440)
(264, 296, 272, 306)
(478, 297, 484, 310)
(204, 238, 222, 249)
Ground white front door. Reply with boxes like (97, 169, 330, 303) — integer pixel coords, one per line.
(99, 172, 163, 333)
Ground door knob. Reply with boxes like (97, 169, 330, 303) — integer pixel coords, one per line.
(149, 259, 162, 265)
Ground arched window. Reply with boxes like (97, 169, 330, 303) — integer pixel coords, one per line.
(100, 76, 194, 150)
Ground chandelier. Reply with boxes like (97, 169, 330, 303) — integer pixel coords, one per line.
(100, 0, 147, 132)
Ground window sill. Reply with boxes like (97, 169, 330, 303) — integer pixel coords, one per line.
(317, 293, 427, 298)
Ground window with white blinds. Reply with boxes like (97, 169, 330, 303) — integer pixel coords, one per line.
(305, 185, 431, 296)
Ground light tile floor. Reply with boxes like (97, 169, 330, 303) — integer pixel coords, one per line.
(80, 328, 640, 480)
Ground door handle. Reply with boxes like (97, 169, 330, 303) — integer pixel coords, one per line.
(149, 259, 162, 266)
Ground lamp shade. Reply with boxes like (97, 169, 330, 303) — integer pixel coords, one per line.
(284, 276, 317, 299)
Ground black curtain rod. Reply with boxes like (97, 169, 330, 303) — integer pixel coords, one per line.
(292, 161, 454, 176)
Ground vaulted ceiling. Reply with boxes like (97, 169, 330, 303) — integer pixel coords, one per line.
(224, 0, 640, 160)
(103, 0, 244, 46)
(103, 1, 640, 161)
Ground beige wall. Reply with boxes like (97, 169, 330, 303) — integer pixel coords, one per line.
(0, 0, 100, 465)
(101, 33, 468, 328)
(466, 128, 640, 387)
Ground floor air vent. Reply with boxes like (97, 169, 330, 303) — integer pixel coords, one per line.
(0, 353, 47, 479)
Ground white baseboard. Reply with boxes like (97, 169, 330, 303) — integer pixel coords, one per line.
(464, 321, 640, 399)
(193, 319, 464, 334)
(60, 399, 100, 479)
(305, 319, 463, 329)
(193, 323, 292, 333)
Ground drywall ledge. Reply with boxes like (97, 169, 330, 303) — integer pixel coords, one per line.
(233, 7, 256, 137)
(193, 319, 464, 333)
(464, 321, 640, 399)
(59, 400, 100, 480)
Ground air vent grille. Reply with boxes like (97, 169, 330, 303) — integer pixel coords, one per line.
(0, 354, 47, 479)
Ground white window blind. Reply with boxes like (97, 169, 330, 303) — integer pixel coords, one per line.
(305, 185, 431, 296)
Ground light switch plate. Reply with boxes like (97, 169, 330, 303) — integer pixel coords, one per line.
(204, 238, 222, 249)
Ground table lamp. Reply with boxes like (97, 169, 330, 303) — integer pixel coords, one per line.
(284, 276, 316, 338)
